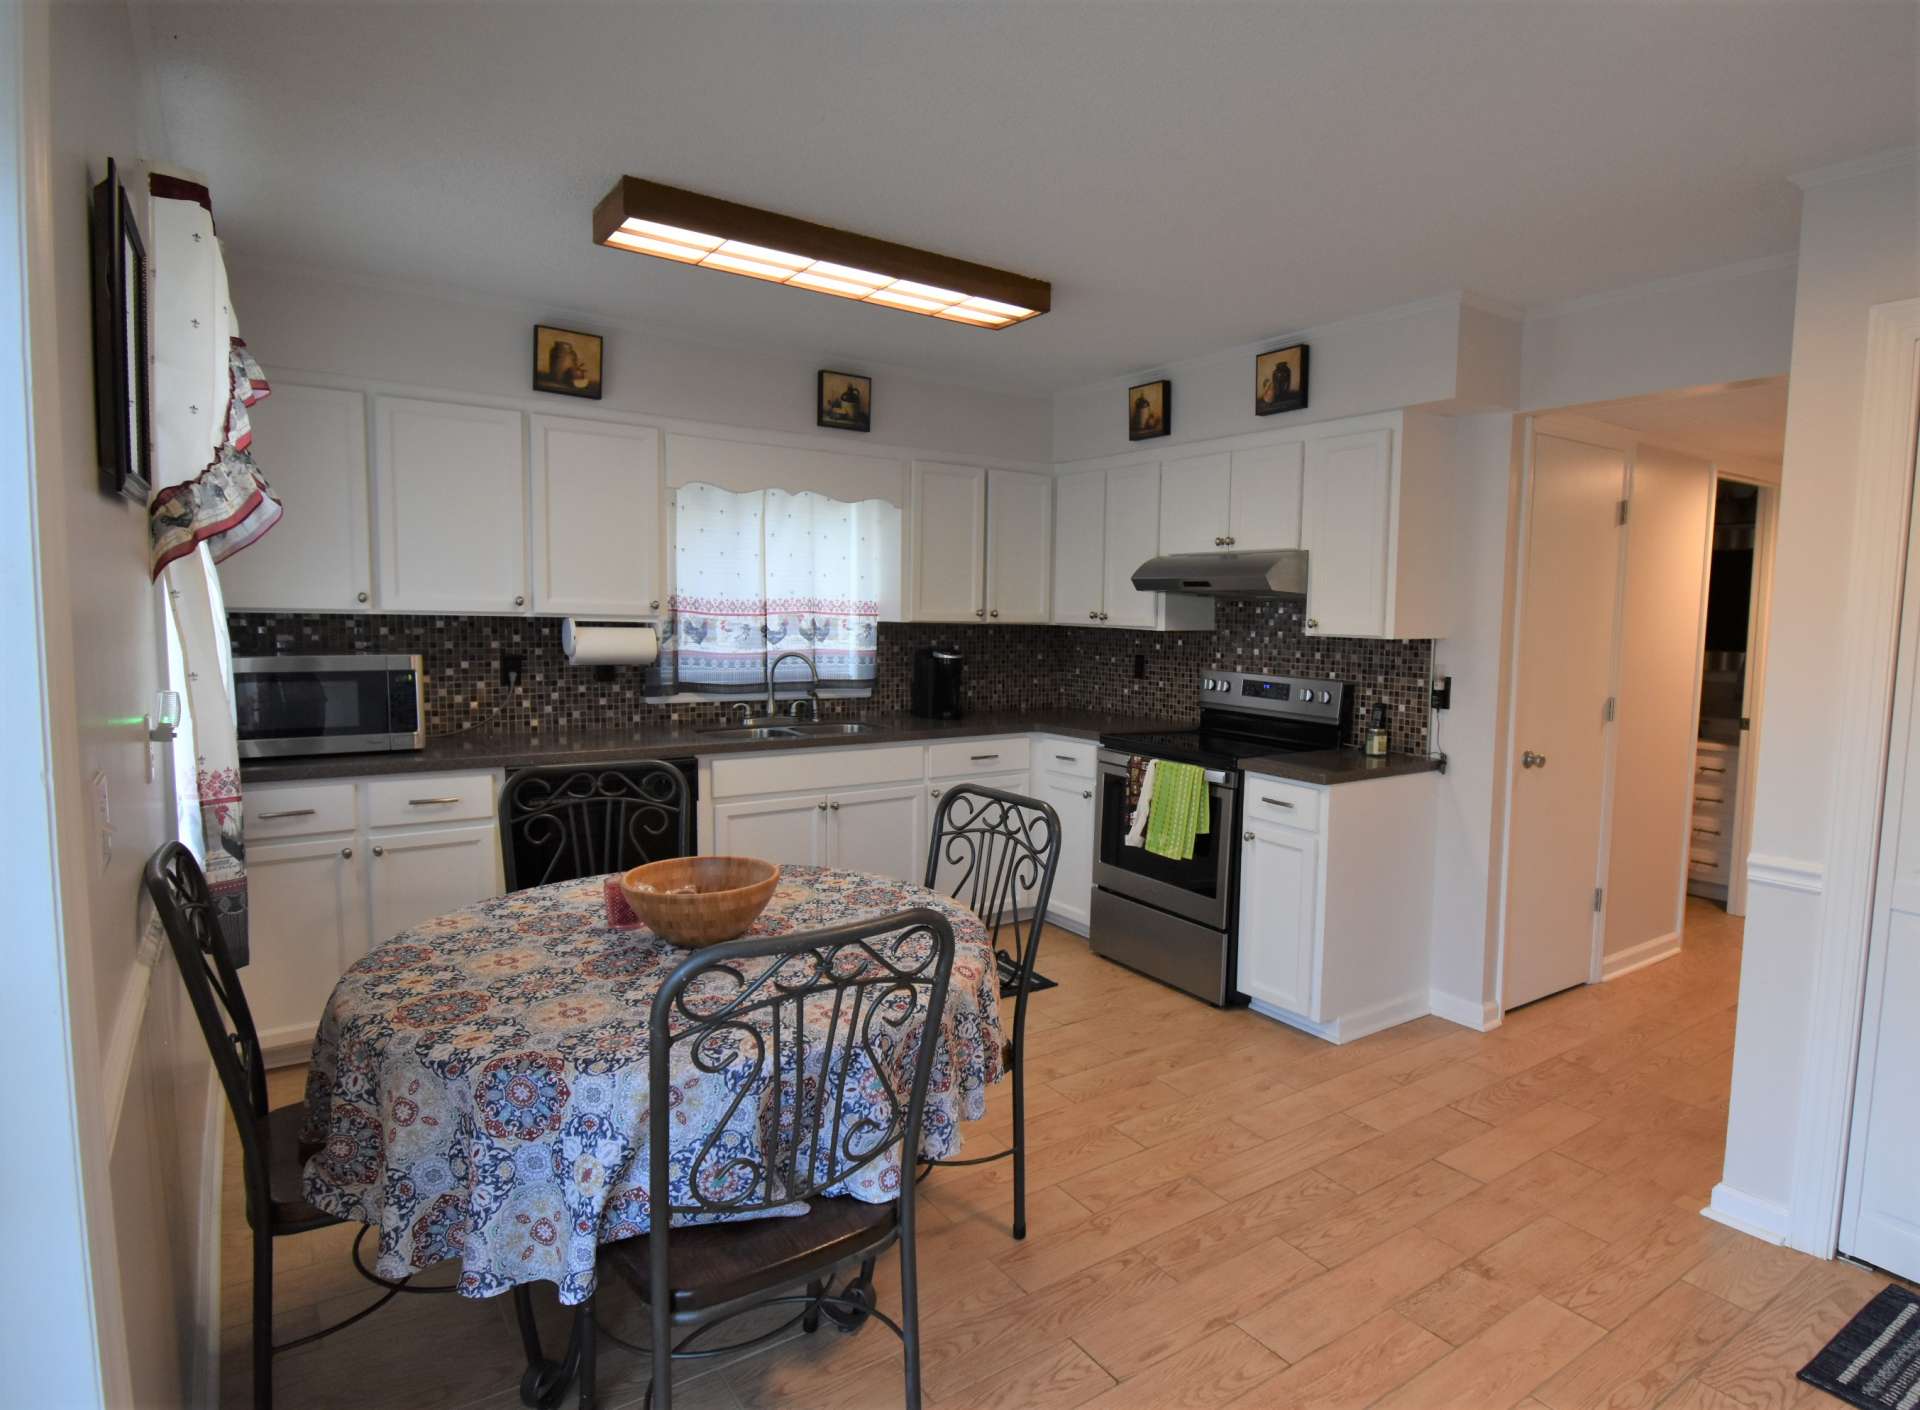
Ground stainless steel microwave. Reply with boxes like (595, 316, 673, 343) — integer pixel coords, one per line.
(233, 654, 426, 759)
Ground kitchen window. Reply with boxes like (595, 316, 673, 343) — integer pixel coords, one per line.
(655, 482, 900, 700)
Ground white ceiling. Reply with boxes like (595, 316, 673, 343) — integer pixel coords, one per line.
(1573, 378, 1790, 464)
(140, 2, 1915, 393)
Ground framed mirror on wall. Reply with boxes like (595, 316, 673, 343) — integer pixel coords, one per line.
(89, 157, 151, 501)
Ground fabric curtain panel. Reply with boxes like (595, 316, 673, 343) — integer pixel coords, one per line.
(147, 169, 280, 965)
(663, 482, 893, 696)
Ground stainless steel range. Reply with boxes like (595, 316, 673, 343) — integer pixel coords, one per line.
(1093, 671, 1351, 1005)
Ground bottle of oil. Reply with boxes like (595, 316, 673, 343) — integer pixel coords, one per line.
(1365, 701, 1390, 757)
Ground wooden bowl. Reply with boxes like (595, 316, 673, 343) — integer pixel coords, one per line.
(618, 856, 780, 948)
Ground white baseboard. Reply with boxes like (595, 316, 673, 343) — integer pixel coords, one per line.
(1602, 931, 1682, 981)
(191, 1067, 226, 1410)
(1428, 989, 1502, 1031)
(1044, 910, 1088, 938)
(1250, 990, 1429, 1045)
(1704, 1182, 1792, 1245)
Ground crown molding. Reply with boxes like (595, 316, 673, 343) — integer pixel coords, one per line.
(1525, 253, 1798, 321)
(1790, 146, 1918, 191)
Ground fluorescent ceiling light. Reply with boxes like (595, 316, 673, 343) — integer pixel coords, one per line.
(594, 177, 1050, 329)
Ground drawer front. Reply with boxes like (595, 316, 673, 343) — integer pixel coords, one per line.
(710, 744, 924, 799)
(928, 737, 1030, 780)
(366, 772, 497, 829)
(248, 782, 357, 838)
(1244, 776, 1323, 832)
(1036, 736, 1097, 779)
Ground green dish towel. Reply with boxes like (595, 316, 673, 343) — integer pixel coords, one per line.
(1144, 761, 1210, 861)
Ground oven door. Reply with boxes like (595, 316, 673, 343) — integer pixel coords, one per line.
(1092, 749, 1237, 929)
(233, 654, 423, 758)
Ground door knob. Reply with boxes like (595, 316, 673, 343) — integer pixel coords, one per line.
(1522, 751, 1548, 769)
(1243, 830, 1254, 841)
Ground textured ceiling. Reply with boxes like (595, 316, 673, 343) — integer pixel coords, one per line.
(142, 1, 1916, 392)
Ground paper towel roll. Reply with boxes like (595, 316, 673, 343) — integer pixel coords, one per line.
(562, 620, 659, 667)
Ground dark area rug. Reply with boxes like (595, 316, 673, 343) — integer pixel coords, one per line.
(1799, 1283, 1920, 1409)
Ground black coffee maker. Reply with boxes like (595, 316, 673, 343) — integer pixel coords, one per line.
(910, 646, 965, 719)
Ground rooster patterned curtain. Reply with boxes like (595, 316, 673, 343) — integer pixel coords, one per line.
(146, 169, 282, 966)
(661, 482, 896, 697)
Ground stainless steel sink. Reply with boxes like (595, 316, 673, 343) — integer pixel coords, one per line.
(693, 721, 884, 742)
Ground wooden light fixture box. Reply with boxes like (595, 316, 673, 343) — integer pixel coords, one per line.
(593, 176, 1050, 328)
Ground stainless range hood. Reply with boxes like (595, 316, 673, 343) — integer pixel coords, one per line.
(1132, 549, 1309, 598)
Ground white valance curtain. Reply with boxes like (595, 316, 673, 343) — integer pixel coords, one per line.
(660, 482, 897, 696)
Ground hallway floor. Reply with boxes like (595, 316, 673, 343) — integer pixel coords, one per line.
(222, 898, 1901, 1409)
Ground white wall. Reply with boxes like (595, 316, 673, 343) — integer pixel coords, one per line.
(1520, 257, 1798, 413)
(229, 263, 1055, 469)
(1050, 294, 1519, 463)
(1605, 442, 1714, 967)
(19, 2, 222, 1404)
(1427, 412, 1523, 1022)
(1720, 154, 1920, 1236)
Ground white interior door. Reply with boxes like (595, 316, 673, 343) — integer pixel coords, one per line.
(1841, 429, 1920, 1282)
(1503, 432, 1627, 1008)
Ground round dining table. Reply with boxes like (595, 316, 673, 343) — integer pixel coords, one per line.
(299, 865, 1005, 1308)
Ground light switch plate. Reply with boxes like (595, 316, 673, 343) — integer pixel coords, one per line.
(89, 769, 113, 874)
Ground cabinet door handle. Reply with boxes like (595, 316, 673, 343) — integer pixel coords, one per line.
(989, 609, 999, 618)
(340, 846, 354, 859)
(1243, 830, 1255, 841)
(356, 591, 369, 604)
(975, 607, 985, 618)
(513, 595, 525, 607)
(970, 753, 1000, 761)
(258, 808, 316, 820)
(1055, 754, 1076, 762)
(650, 599, 660, 610)
(371, 845, 385, 857)
(1260, 796, 1295, 809)
(1223, 536, 1235, 546)
(930, 787, 941, 797)
(1305, 618, 1319, 631)
(1082, 790, 1093, 799)
(828, 801, 841, 811)
(409, 797, 461, 806)
(817, 800, 829, 811)
(1088, 611, 1098, 620)
(1214, 536, 1225, 546)
(1099, 612, 1109, 621)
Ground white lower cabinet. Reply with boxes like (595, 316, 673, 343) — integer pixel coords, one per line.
(1236, 824, 1317, 1016)
(711, 794, 829, 868)
(247, 835, 369, 1055)
(368, 823, 502, 944)
(826, 783, 927, 880)
(1033, 737, 1097, 932)
(246, 771, 504, 1062)
(1234, 770, 1435, 1043)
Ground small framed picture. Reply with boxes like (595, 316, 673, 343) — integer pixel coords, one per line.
(818, 370, 872, 432)
(1128, 379, 1170, 441)
(1255, 343, 1309, 416)
(89, 158, 152, 501)
(533, 324, 603, 399)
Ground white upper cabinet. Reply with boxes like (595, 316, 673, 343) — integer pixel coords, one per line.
(911, 462, 988, 621)
(1228, 442, 1304, 550)
(1298, 416, 1451, 639)
(222, 384, 371, 611)
(1302, 429, 1393, 637)
(1158, 452, 1231, 555)
(1101, 462, 1162, 628)
(1051, 469, 1107, 625)
(1157, 445, 1303, 555)
(530, 415, 662, 617)
(985, 469, 1053, 623)
(374, 397, 529, 614)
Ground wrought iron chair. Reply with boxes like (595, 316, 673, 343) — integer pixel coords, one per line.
(498, 761, 692, 891)
(516, 908, 956, 1410)
(917, 784, 1062, 1240)
(143, 842, 432, 1410)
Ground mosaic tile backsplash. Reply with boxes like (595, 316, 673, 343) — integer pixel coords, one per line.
(228, 600, 1433, 754)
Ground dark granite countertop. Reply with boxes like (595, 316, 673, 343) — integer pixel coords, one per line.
(240, 710, 1181, 784)
(1241, 749, 1444, 786)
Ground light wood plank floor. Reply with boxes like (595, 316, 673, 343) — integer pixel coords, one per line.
(221, 899, 1902, 1410)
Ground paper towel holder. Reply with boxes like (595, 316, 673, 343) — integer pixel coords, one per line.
(561, 619, 660, 680)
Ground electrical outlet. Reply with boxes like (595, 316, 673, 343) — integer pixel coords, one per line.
(501, 652, 525, 688)
(1133, 653, 1147, 680)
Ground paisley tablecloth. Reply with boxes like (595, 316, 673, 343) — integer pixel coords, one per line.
(301, 867, 1002, 1304)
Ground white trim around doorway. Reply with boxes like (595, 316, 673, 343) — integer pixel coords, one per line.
(1784, 296, 1920, 1258)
